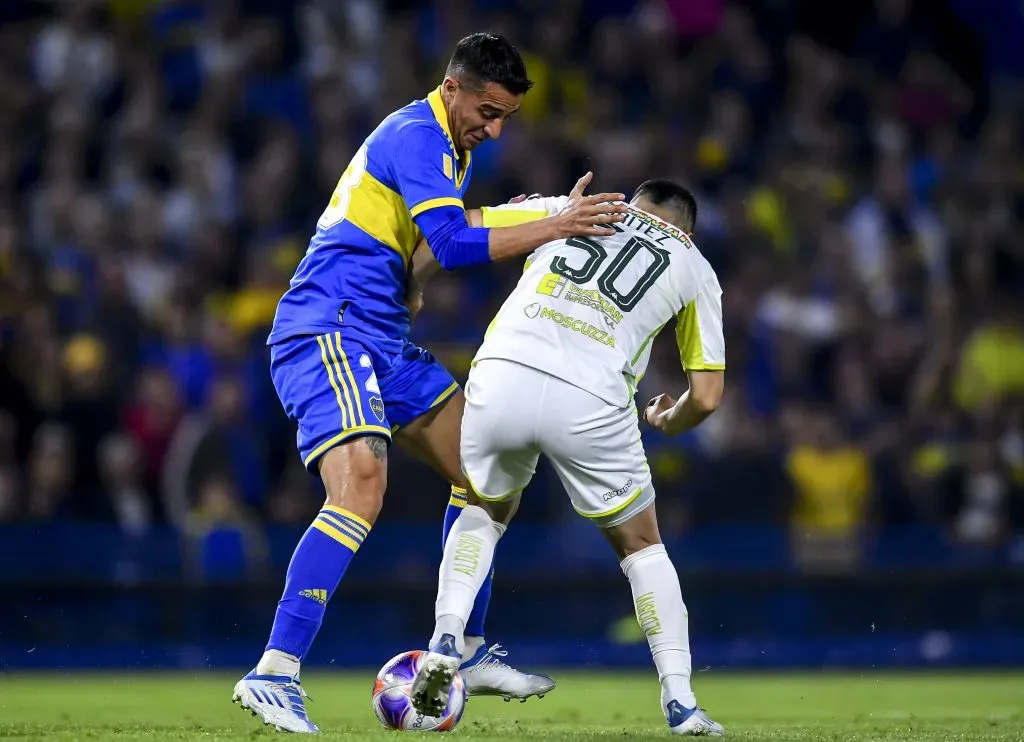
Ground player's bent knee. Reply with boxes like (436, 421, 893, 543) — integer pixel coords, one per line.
(473, 492, 520, 526)
(601, 502, 662, 560)
(318, 435, 389, 524)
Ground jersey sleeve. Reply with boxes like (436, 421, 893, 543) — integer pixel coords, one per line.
(480, 195, 570, 227)
(675, 276, 726, 371)
(390, 124, 464, 218)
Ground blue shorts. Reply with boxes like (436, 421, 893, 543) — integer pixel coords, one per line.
(270, 331, 460, 471)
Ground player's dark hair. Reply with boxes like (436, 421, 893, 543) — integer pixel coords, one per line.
(446, 33, 533, 96)
(632, 179, 698, 233)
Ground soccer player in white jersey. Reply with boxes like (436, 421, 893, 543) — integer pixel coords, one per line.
(409, 180, 726, 736)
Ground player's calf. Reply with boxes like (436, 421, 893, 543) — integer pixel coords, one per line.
(605, 504, 725, 736)
(424, 502, 555, 701)
(318, 436, 388, 520)
(239, 436, 388, 732)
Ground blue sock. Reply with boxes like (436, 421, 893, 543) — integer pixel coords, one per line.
(443, 486, 493, 638)
(267, 505, 371, 660)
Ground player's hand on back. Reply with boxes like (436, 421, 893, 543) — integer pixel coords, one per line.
(644, 393, 678, 432)
(555, 173, 627, 238)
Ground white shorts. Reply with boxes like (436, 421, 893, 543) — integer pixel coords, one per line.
(460, 359, 655, 528)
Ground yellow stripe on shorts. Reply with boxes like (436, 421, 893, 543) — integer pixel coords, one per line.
(317, 334, 349, 429)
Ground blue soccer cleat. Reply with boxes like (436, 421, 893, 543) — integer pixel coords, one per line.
(666, 699, 725, 736)
(232, 669, 318, 734)
(459, 642, 556, 702)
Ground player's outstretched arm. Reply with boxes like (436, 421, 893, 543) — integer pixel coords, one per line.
(398, 121, 624, 270)
(405, 193, 532, 319)
(644, 370, 724, 436)
(404, 142, 626, 271)
(416, 191, 626, 270)
(405, 191, 536, 318)
(406, 174, 616, 317)
(467, 172, 600, 229)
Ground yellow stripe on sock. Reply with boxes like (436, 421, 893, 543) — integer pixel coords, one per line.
(321, 510, 371, 539)
(322, 505, 372, 533)
(311, 518, 362, 552)
(318, 511, 368, 543)
(316, 335, 350, 429)
(449, 486, 468, 508)
(334, 332, 366, 426)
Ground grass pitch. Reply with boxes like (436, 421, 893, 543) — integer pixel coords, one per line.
(0, 671, 1021, 741)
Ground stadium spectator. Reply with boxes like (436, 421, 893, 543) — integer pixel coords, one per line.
(786, 406, 873, 572)
(0, 0, 1015, 574)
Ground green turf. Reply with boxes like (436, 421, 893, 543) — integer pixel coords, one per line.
(0, 672, 1021, 740)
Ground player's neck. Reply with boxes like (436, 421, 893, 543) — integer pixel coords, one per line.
(439, 88, 465, 157)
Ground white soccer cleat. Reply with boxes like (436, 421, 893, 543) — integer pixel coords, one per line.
(666, 700, 725, 736)
(232, 670, 319, 734)
(459, 643, 556, 701)
(410, 633, 463, 716)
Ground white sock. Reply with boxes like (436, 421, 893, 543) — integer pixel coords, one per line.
(256, 649, 300, 678)
(620, 544, 696, 710)
(430, 505, 504, 657)
(462, 635, 485, 660)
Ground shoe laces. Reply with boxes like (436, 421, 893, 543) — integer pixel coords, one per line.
(477, 643, 517, 671)
(270, 677, 314, 708)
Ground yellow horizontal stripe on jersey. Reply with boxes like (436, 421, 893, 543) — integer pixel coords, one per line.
(312, 518, 362, 552)
(686, 363, 727, 371)
(346, 170, 421, 263)
(410, 197, 464, 218)
(480, 207, 548, 228)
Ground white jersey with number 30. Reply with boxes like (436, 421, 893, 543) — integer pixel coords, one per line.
(474, 197, 726, 408)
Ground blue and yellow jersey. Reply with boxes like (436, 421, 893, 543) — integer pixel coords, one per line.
(268, 88, 473, 350)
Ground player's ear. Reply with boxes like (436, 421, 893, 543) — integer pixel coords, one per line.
(441, 77, 459, 97)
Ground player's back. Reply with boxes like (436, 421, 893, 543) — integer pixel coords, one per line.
(268, 91, 471, 351)
(475, 203, 723, 408)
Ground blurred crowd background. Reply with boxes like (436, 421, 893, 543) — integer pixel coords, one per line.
(0, 0, 1023, 670)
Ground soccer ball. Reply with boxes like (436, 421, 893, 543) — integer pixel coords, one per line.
(371, 650, 467, 732)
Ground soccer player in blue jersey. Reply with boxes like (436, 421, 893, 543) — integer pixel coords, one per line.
(232, 33, 627, 733)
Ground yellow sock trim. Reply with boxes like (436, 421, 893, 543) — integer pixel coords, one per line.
(311, 519, 361, 552)
(322, 505, 372, 532)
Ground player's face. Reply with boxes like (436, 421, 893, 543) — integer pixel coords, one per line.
(446, 79, 522, 151)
